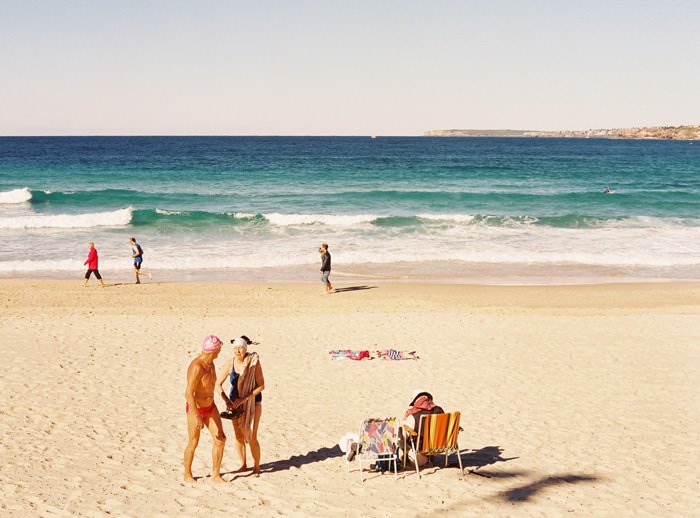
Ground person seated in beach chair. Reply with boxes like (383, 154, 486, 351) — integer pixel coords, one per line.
(403, 396, 464, 478)
(400, 390, 445, 468)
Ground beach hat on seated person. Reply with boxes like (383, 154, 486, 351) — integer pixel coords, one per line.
(410, 389, 434, 406)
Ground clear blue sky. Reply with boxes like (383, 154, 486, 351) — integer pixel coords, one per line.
(1, 0, 698, 135)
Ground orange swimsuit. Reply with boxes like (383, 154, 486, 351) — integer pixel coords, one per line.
(186, 402, 216, 417)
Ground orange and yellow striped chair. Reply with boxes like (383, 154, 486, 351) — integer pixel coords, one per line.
(403, 411, 464, 478)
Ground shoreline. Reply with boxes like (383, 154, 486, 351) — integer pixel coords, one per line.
(2, 260, 699, 286)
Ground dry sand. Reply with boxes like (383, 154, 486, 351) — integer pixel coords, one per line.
(1, 279, 699, 517)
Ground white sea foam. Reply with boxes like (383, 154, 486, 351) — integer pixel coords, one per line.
(155, 208, 185, 215)
(0, 207, 133, 229)
(1, 211, 699, 276)
(417, 213, 476, 223)
(0, 187, 32, 204)
(263, 213, 377, 226)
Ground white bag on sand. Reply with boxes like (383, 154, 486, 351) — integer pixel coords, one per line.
(338, 432, 359, 453)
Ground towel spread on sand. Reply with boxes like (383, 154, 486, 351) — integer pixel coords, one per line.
(328, 349, 419, 361)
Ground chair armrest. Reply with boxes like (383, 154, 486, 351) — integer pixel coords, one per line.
(403, 424, 417, 437)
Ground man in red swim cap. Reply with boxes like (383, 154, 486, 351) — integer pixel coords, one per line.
(184, 335, 226, 483)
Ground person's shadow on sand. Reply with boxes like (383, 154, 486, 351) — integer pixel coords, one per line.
(333, 285, 377, 293)
(223, 445, 344, 478)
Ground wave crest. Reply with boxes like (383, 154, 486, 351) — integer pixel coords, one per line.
(0, 187, 32, 204)
(0, 207, 132, 229)
(263, 213, 377, 226)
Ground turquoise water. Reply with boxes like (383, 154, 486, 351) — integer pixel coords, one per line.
(1, 136, 699, 282)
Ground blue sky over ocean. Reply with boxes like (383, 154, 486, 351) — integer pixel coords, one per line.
(1, 1, 699, 135)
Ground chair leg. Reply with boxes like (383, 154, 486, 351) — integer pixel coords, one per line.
(456, 443, 464, 476)
(356, 442, 365, 482)
(409, 438, 421, 479)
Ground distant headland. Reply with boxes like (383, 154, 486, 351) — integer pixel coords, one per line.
(424, 125, 700, 140)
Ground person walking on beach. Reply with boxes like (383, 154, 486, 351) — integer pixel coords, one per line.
(129, 237, 151, 284)
(216, 336, 265, 477)
(83, 242, 105, 287)
(319, 243, 333, 294)
(184, 335, 227, 484)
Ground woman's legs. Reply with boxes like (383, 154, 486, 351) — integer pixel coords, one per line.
(250, 404, 263, 475)
(231, 420, 247, 471)
(231, 404, 262, 474)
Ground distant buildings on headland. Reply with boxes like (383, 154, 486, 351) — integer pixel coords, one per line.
(424, 125, 700, 140)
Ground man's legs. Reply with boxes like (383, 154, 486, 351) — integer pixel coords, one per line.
(205, 410, 226, 483)
(94, 269, 105, 288)
(184, 413, 202, 482)
(322, 271, 333, 293)
(134, 262, 151, 283)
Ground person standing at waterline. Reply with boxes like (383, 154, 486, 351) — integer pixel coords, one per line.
(129, 237, 151, 284)
(319, 243, 333, 294)
(83, 242, 105, 287)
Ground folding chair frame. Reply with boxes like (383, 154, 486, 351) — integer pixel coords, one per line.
(350, 417, 399, 482)
(404, 411, 464, 479)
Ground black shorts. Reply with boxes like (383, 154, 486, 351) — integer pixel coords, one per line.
(85, 269, 102, 280)
(134, 261, 142, 270)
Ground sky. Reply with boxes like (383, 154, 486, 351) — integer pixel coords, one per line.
(1, 0, 699, 135)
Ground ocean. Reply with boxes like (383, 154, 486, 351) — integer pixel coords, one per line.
(1, 136, 699, 283)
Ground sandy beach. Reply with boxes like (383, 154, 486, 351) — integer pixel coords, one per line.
(1, 279, 699, 517)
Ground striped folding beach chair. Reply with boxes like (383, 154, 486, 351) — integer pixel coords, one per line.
(404, 411, 464, 479)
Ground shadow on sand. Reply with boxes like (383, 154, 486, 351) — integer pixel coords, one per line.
(460, 445, 520, 477)
(223, 444, 344, 476)
(333, 285, 378, 293)
(498, 473, 598, 502)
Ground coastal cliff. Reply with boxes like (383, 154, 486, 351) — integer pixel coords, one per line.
(424, 125, 700, 140)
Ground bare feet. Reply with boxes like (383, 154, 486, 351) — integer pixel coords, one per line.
(184, 474, 196, 484)
(233, 464, 248, 473)
(211, 475, 225, 484)
(252, 468, 261, 477)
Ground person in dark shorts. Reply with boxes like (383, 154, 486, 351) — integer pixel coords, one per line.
(319, 243, 333, 294)
(129, 237, 151, 284)
(83, 242, 105, 287)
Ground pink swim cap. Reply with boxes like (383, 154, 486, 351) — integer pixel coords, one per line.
(202, 335, 222, 353)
